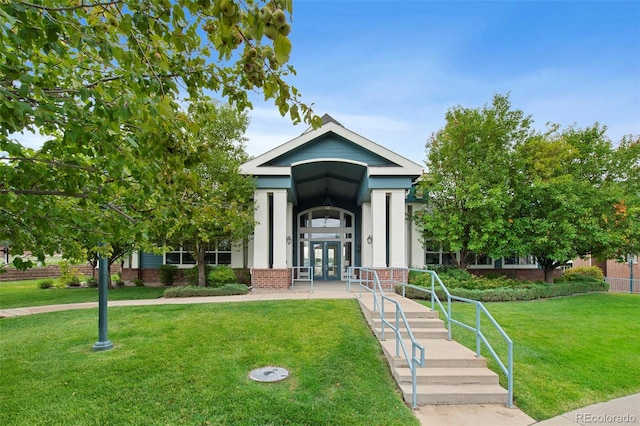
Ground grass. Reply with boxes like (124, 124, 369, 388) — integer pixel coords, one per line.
(425, 293, 640, 420)
(0, 279, 166, 309)
(0, 300, 418, 425)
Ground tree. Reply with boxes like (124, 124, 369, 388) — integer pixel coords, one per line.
(159, 99, 255, 286)
(0, 0, 321, 268)
(415, 94, 534, 269)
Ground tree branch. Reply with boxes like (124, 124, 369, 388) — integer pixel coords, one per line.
(18, 1, 124, 13)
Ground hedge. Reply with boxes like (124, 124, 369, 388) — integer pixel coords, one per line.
(163, 284, 250, 298)
(396, 279, 609, 302)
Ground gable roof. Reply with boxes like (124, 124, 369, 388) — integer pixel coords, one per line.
(240, 114, 423, 177)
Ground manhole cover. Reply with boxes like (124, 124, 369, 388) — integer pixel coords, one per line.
(248, 366, 290, 382)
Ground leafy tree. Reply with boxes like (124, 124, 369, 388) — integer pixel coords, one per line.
(0, 0, 320, 268)
(509, 124, 628, 282)
(415, 94, 534, 269)
(159, 99, 255, 286)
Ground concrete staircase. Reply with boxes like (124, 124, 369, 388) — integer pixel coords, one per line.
(357, 292, 509, 406)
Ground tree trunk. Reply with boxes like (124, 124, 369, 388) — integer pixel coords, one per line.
(543, 267, 555, 284)
(197, 243, 206, 287)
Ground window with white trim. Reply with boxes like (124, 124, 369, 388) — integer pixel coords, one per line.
(468, 254, 494, 269)
(502, 254, 537, 268)
(424, 241, 457, 266)
(165, 241, 231, 267)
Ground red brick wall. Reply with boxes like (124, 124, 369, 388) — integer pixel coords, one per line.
(0, 265, 95, 282)
(120, 268, 188, 285)
(250, 268, 291, 289)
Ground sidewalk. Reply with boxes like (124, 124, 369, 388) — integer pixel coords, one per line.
(1, 285, 638, 426)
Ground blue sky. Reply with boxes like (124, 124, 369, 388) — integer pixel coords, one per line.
(244, 0, 640, 164)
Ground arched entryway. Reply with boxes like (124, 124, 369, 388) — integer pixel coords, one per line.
(297, 207, 354, 281)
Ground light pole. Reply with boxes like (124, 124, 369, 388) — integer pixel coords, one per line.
(92, 253, 113, 351)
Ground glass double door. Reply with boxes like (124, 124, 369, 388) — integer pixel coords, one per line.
(311, 241, 340, 281)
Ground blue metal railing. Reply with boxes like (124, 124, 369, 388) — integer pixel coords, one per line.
(396, 268, 514, 407)
(347, 267, 425, 408)
(291, 266, 313, 291)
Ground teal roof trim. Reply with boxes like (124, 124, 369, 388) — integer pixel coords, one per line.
(265, 133, 397, 167)
(357, 176, 414, 204)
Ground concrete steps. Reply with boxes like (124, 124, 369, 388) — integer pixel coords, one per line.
(357, 292, 509, 407)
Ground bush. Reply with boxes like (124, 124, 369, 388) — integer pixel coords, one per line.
(207, 265, 237, 288)
(163, 284, 250, 298)
(233, 268, 251, 285)
(184, 265, 214, 286)
(38, 279, 54, 289)
(133, 278, 144, 287)
(111, 273, 125, 287)
(396, 279, 609, 302)
(158, 264, 179, 286)
(86, 277, 98, 288)
(58, 259, 80, 288)
(561, 266, 605, 281)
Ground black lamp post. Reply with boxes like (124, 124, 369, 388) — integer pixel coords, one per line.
(92, 253, 113, 351)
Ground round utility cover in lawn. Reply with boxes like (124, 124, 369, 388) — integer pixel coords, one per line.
(249, 366, 290, 382)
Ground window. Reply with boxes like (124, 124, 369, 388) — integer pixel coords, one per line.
(165, 241, 231, 267)
(468, 253, 494, 269)
(424, 241, 457, 266)
(503, 254, 537, 268)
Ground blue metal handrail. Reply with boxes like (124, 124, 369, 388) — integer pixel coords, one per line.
(396, 268, 514, 408)
(348, 267, 425, 408)
(291, 266, 313, 291)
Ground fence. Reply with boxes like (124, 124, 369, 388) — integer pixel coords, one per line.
(606, 277, 640, 294)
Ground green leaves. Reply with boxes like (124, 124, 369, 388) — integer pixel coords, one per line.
(0, 0, 320, 265)
(417, 94, 639, 280)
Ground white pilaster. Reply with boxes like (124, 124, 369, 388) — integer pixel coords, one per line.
(286, 201, 293, 267)
(371, 190, 387, 267)
(253, 189, 269, 268)
(408, 203, 425, 268)
(362, 201, 372, 267)
(272, 189, 288, 268)
(389, 189, 406, 268)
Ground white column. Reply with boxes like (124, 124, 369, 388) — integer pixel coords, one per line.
(272, 189, 288, 269)
(253, 190, 269, 268)
(230, 243, 243, 268)
(361, 201, 372, 267)
(371, 190, 387, 267)
(407, 203, 424, 268)
(286, 201, 293, 267)
(389, 190, 406, 268)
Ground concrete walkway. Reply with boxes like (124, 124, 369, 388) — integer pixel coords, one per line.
(1, 284, 638, 426)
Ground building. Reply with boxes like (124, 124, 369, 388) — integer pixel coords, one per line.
(122, 114, 558, 286)
(122, 114, 424, 287)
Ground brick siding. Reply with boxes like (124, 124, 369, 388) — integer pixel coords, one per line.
(0, 264, 95, 282)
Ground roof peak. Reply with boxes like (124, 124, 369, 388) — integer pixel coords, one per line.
(303, 113, 343, 134)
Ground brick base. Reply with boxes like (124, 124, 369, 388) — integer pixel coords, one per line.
(250, 268, 292, 289)
(0, 264, 95, 282)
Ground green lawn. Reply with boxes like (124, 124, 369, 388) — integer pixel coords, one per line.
(0, 280, 166, 309)
(429, 293, 640, 420)
(0, 300, 418, 426)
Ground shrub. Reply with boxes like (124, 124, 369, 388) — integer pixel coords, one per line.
(86, 277, 98, 288)
(111, 273, 125, 287)
(163, 284, 250, 298)
(233, 268, 251, 285)
(207, 265, 237, 288)
(38, 279, 54, 289)
(184, 265, 214, 286)
(133, 278, 145, 287)
(67, 275, 81, 287)
(561, 266, 605, 281)
(158, 264, 179, 286)
(396, 279, 609, 303)
(58, 259, 80, 288)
